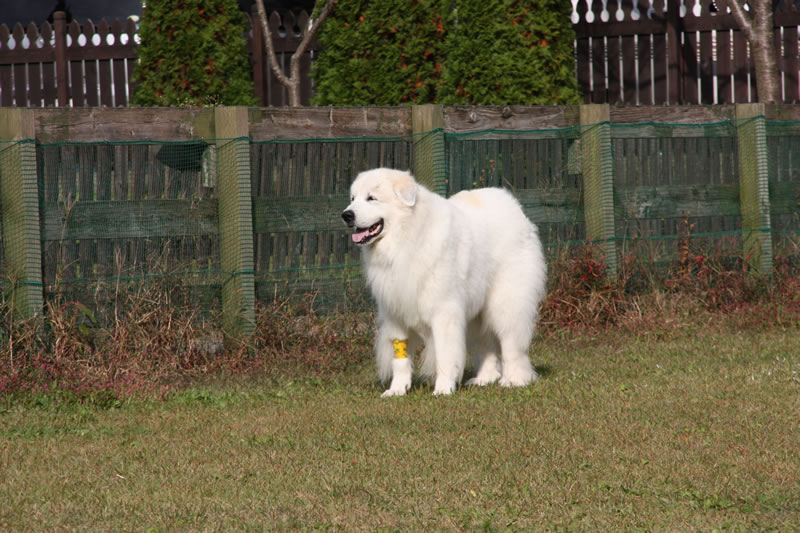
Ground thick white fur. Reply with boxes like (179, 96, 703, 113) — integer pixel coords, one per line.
(343, 168, 547, 396)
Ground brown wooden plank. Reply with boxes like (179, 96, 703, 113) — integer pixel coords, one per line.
(607, 34, 622, 104)
(95, 145, 113, 277)
(112, 57, 127, 107)
(12, 62, 27, 106)
(77, 146, 96, 278)
(33, 108, 216, 143)
(111, 20, 128, 106)
(0, 62, 11, 106)
(784, 25, 799, 103)
(683, 30, 699, 104)
(42, 199, 219, 241)
(637, 33, 653, 105)
(717, 28, 732, 104)
(699, 29, 714, 104)
(665, 0, 681, 104)
(98, 57, 113, 107)
(576, 36, 592, 103)
(443, 105, 579, 133)
(59, 145, 78, 281)
(25, 24, 44, 106)
(591, 33, 607, 103)
(622, 34, 637, 104)
(84, 55, 99, 106)
(609, 105, 736, 124)
(112, 144, 128, 200)
(249, 107, 412, 140)
(733, 29, 750, 103)
(651, 30, 667, 104)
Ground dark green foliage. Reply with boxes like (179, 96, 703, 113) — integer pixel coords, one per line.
(312, 0, 581, 105)
(132, 0, 256, 107)
(311, 0, 447, 105)
(439, 1, 581, 105)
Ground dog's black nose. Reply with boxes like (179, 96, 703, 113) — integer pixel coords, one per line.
(342, 209, 355, 225)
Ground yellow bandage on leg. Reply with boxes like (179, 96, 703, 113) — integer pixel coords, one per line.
(392, 339, 408, 359)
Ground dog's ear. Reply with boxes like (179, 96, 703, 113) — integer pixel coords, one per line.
(394, 173, 417, 207)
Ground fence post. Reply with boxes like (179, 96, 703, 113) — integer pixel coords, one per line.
(579, 104, 617, 277)
(214, 106, 256, 339)
(0, 109, 44, 319)
(53, 11, 69, 107)
(411, 104, 447, 195)
(735, 103, 773, 275)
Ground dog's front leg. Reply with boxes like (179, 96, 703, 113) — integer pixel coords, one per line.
(382, 354, 412, 397)
(376, 319, 412, 397)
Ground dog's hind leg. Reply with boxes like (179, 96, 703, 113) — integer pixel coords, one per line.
(465, 326, 501, 386)
(431, 308, 467, 395)
(485, 255, 544, 388)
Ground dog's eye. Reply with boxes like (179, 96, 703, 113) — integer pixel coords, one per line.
(367, 195, 377, 202)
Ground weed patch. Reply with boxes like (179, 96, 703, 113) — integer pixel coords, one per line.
(0, 285, 372, 403)
(1, 225, 798, 402)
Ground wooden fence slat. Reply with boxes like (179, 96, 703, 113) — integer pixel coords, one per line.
(576, 36, 591, 103)
(699, 29, 714, 104)
(733, 30, 750, 103)
(591, 35, 606, 104)
(607, 35, 621, 104)
(784, 26, 799, 103)
(621, 34, 636, 103)
(717, 28, 732, 104)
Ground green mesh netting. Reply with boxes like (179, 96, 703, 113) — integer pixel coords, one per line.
(0, 138, 43, 318)
(0, 119, 799, 320)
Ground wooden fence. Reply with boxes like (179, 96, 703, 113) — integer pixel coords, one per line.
(572, 0, 800, 105)
(3, 3, 800, 108)
(0, 9, 315, 108)
(1, 104, 800, 335)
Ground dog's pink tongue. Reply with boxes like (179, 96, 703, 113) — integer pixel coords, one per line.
(352, 229, 369, 243)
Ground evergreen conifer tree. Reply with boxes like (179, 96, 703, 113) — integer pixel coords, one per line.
(132, 0, 256, 106)
(312, 0, 580, 105)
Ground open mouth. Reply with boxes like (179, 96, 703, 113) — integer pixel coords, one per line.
(351, 219, 384, 245)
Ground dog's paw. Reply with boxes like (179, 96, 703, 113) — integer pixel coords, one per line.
(380, 387, 408, 398)
(465, 372, 501, 387)
(499, 370, 538, 388)
(432, 378, 456, 396)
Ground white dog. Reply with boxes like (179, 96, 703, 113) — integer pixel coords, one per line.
(342, 168, 547, 396)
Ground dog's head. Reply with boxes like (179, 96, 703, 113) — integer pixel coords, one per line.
(341, 168, 418, 247)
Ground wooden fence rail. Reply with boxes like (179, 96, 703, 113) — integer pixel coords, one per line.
(1, 104, 800, 335)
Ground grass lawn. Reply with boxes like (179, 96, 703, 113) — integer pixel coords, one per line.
(1, 326, 799, 531)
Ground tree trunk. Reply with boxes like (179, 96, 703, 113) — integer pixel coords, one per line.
(730, 0, 780, 103)
(255, 0, 338, 107)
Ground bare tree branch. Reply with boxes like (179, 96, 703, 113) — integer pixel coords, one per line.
(255, 0, 339, 106)
(728, 0, 754, 41)
(255, 0, 293, 89)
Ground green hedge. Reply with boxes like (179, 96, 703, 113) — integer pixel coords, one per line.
(132, 0, 256, 107)
(312, 0, 581, 106)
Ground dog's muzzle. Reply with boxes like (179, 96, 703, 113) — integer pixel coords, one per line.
(342, 209, 384, 245)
